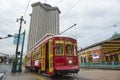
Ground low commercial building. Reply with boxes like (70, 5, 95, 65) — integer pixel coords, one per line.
(0, 53, 9, 64)
(78, 32, 120, 63)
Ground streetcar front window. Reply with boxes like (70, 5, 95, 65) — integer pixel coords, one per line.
(74, 45, 77, 56)
(66, 44, 72, 56)
(56, 44, 64, 55)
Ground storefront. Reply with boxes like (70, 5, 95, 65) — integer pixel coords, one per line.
(79, 32, 120, 63)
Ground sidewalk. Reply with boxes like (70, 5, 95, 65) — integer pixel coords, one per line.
(0, 64, 45, 80)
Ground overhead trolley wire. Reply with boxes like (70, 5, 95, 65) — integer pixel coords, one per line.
(55, 0, 64, 5)
(0, 0, 30, 36)
(24, 0, 31, 17)
(0, 31, 8, 35)
(0, 7, 15, 23)
(61, 0, 82, 18)
(45, 0, 47, 3)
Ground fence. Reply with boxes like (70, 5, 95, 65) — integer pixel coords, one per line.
(80, 61, 120, 69)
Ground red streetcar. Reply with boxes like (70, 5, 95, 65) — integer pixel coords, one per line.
(24, 34, 79, 76)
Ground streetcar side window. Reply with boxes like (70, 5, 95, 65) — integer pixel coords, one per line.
(56, 44, 64, 55)
(33, 51, 35, 60)
(34, 50, 37, 59)
(36, 48, 40, 59)
(49, 41, 53, 54)
(36, 49, 38, 59)
(39, 48, 41, 58)
(66, 44, 72, 56)
(41, 47, 42, 57)
(31, 52, 34, 60)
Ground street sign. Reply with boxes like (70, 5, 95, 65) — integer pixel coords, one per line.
(13, 33, 24, 45)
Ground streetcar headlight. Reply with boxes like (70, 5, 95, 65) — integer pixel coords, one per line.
(68, 60, 73, 64)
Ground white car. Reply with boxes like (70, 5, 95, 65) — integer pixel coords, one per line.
(0, 73, 5, 80)
(0, 66, 7, 80)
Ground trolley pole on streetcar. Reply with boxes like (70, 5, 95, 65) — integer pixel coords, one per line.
(60, 23, 76, 34)
(11, 16, 26, 73)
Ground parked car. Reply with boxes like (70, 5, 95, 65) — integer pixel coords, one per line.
(0, 66, 7, 80)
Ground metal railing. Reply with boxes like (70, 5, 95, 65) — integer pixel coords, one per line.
(80, 61, 120, 69)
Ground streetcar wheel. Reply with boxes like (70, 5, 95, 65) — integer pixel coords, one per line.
(38, 69, 41, 74)
(25, 67, 28, 72)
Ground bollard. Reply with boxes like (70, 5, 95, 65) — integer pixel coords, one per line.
(100, 62, 102, 68)
(90, 62, 93, 68)
(112, 61, 115, 69)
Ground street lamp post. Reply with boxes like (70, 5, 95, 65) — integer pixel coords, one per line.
(18, 30, 26, 72)
(11, 16, 26, 73)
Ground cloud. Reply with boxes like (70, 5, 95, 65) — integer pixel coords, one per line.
(60, 0, 120, 42)
(0, 0, 120, 55)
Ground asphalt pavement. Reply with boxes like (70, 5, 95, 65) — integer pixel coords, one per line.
(0, 64, 120, 80)
(0, 64, 39, 80)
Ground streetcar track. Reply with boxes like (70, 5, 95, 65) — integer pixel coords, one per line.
(31, 73, 45, 80)
(28, 71, 81, 80)
(49, 74, 81, 80)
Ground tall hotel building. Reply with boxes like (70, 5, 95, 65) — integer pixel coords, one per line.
(27, 2, 60, 53)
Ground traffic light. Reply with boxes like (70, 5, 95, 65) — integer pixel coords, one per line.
(8, 34, 13, 37)
(17, 52, 20, 55)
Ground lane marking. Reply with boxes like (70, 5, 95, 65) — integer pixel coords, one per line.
(31, 74, 45, 80)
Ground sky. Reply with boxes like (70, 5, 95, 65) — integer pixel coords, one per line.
(0, 0, 120, 56)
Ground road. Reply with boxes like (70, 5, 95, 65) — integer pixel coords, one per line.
(0, 64, 11, 73)
(0, 64, 120, 80)
(0, 64, 10, 80)
(29, 69, 120, 80)
(77, 69, 120, 80)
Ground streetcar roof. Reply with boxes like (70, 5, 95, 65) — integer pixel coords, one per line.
(54, 35, 76, 39)
(26, 34, 76, 55)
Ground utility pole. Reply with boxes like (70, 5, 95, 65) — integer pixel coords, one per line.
(11, 16, 26, 73)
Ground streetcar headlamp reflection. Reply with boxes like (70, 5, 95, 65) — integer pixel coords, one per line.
(68, 60, 73, 64)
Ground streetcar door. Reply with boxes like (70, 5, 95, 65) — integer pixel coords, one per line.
(48, 40, 53, 72)
(41, 44, 46, 71)
(45, 43, 49, 71)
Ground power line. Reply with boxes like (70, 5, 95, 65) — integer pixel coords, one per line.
(0, 19, 17, 35)
(0, 20, 14, 28)
(0, 7, 12, 17)
(0, 0, 24, 17)
(55, 0, 64, 5)
(0, 31, 8, 35)
(45, 0, 47, 3)
(61, 0, 82, 18)
(0, 7, 15, 23)
(4, 0, 24, 13)
(24, 0, 31, 17)
(0, 17, 16, 30)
